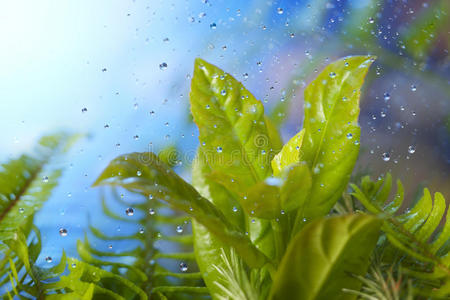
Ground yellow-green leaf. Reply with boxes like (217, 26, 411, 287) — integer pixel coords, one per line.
(270, 214, 381, 300)
(271, 129, 305, 177)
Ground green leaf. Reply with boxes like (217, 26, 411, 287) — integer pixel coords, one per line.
(280, 163, 312, 212)
(296, 56, 375, 224)
(271, 129, 305, 177)
(190, 58, 274, 188)
(270, 214, 381, 300)
(93, 152, 270, 268)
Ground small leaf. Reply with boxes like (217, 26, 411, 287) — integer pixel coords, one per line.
(280, 163, 312, 212)
(271, 129, 305, 177)
(270, 214, 381, 300)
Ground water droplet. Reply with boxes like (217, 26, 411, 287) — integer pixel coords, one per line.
(383, 92, 390, 101)
(42, 176, 49, 183)
(410, 84, 417, 92)
(59, 228, 68, 237)
(139, 228, 145, 234)
(232, 206, 238, 212)
(329, 72, 336, 78)
(176, 225, 183, 234)
(216, 146, 223, 153)
(126, 207, 134, 216)
(71, 263, 76, 268)
(243, 73, 249, 79)
(380, 111, 386, 118)
(220, 89, 226, 96)
(368, 17, 374, 24)
(101, 68, 107, 72)
(303, 218, 307, 222)
(408, 145, 416, 154)
(180, 262, 188, 272)
(280, 210, 285, 215)
(19, 207, 24, 213)
(382, 152, 390, 162)
(81, 107, 88, 113)
(149, 208, 156, 215)
(137, 170, 142, 176)
(108, 244, 113, 249)
(210, 23, 216, 29)
(45, 256, 52, 263)
(277, 7, 284, 14)
(159, 62, 168, 70)
(133, 135, 139, 140)
(342, 96, 348, 102)
(346, 133, 353, 139)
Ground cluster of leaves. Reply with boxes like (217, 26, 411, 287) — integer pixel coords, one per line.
(93, 56, 405, 299)
(2, 56, 449, 299)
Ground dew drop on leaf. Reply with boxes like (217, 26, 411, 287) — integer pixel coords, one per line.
(42, 176, 49, 183)
(149, 208, 156, 215)
(216, 146, 223, 153)
(136, 170, 142, 176)
(346, 133, 353, 139)
(232, 206, 238, 212)
(176, 225, 183, 234)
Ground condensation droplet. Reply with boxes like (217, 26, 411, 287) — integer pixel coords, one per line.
(42, 176, 49, 183)
(329, 72, 336, 78)
(277, 7, 284, 14)
(216, 146, 223, 153)
(346, 133, 353, 139)
(383, 92, 390, 101)
(59, 228, 68, 237)
(45, 256, 52, 263)
(149, 208, 156, 215)
(126, 207, 134, 216)
(137, 170, 142, 176)
(176, 225, 183, 234)
(410, 84, 417, 92)
(382, 152, 390, 162)
(408, 145, 416, 154)
(180, 262, 188, 272)
(159, 62, 168, 70)
(81, 108, 88, 113)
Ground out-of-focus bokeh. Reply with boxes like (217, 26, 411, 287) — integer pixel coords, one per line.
(0, 0, 448, 263)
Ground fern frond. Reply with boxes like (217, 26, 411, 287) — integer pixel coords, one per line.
(78, 188, 210, 299)
(0, 133, 91, 299)
(351, 173, 450, 297)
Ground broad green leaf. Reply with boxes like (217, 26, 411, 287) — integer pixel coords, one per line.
(93, 152, 270, 268)
(190, 58, 273, 188)
(296, 56, 374, 224)
(270, 214, 381, 300)
(242, 182, 281, 219)
(271, 129, 305, 177)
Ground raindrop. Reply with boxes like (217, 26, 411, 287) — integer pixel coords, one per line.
(137, 170, 142, 176)
(210, 23, 216, 29)
(216, 146, 223, 153)
(382, 152, 390, 162)
(329, 72, 336, 78)
(380, 111, 386, 118)
(346, 133, 353, 139)
(139, 228, 145, 234)
(42, 176, 49, 183)
(59, 228, 68, 237)
(368, 17, 374, 24)
(45, 256, 52, 263)
(126, 207, 134, 216)
(220, 89, 226, 96)
(243, 73, 249, 79)
(71, 263, 76, 268)
(408, 145, 416, 154)
(159, 62, 168, 70)
(179, 262, 188, 272)
(19, 208, 24, 213)
(81, 108, 88, 113)
(176, 225, 183, 234)
(232, 206, 238, 212)
(410, 84, 417, 92)
(277, 7, 284, 14)
(383, 92, 390, 101)
(149, 208, 156, 215)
